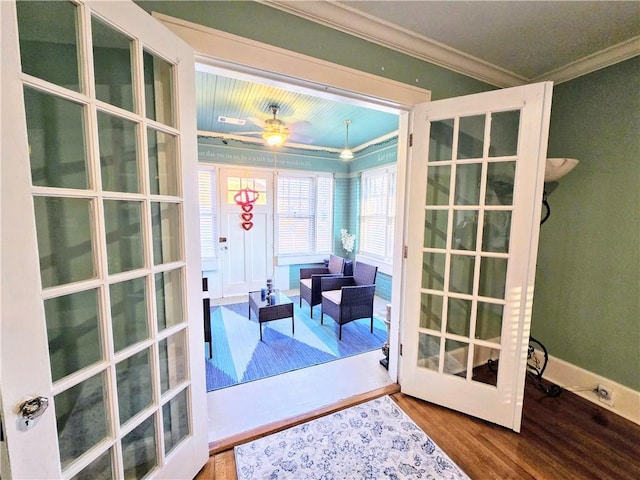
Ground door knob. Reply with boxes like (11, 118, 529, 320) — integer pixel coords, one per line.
(18, 396, 48, 430)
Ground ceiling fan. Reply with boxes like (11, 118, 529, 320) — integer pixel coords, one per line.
(245, 104, 313, 147)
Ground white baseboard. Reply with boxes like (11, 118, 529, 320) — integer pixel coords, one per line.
(536, 351, 640, 425)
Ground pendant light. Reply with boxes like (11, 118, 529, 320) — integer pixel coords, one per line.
(340, 120, 354, 160)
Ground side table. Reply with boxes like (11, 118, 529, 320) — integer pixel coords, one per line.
(248, 290, 295, 341)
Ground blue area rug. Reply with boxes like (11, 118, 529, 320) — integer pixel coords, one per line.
(205, 295, 387, 391)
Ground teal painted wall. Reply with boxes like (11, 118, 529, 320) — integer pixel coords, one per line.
(375, 272, 393, 302)
(135, 2, 639, 389)
(532, 58, 640, 390)
(134, 1, 494, 100)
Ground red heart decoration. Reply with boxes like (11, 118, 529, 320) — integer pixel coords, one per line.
(241, 221, 253, 231)
(241, 204, 253, 212)
(241, 212, 253, 221)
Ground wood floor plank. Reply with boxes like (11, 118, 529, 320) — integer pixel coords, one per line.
(195, 378, 640, 479)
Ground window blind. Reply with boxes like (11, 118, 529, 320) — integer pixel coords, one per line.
(276, 173, 333, 256)
(198, 169, 217, 261)
(360, 166, 396, 261)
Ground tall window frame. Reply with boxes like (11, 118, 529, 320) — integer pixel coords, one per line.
(276, 171, 334, 263)
(359, 165, 397, 263)
(198, 165, 218, 268)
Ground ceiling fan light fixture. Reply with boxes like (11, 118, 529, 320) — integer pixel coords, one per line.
(262, 105, 289, 147)
(340, 120, 353, 160)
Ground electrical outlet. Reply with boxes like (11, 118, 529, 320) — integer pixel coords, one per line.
(596, 384, 615, 406)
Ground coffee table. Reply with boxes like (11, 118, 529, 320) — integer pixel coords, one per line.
(248, 290, 295, 341)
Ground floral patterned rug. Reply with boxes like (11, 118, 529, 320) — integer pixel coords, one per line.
(234, 395, 469, 479)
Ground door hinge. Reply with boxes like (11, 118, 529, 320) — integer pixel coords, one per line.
(409, 133, 413, 147)
(400, 344, 403, 356)
(403, 245, 408, 259)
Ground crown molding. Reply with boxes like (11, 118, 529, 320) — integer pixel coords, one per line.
(532, 36, 640, 85)
(264, 1, 640, 88)
(263, 0, 526, 88)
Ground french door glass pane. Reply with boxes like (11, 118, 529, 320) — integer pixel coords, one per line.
(143, 50, 175, 127)
(423, 209, 448, 249)
(489, 110, 520, 157)
(55, 372, 109, 469)
(444, 339, 468, 378)
(447, 297, 472, 337)
(479, 257, 508, 299)
(449, 254, 474, 295)
(451, 210, 478, 251)
(110, 277, 149, 352)
(483, 211, 512, 253)
(70, 449, 113, 480)
(24, 88, 88, 189)
(476, 302, 504, 341)
(116, 349, 153, 425)
(454, 163, 482, 205)
(148, 128, 178, 196)
(98, 112, 139, 193)
(421, 252, 445, 290)
(122, 415, 157, 479)
(104, 200, 144, 274)
(156, 269, 184, 331)
(163, 389, 190, 455)
(92, 17, 134, 112)
(159, 330, 187, 394)
(419, 293, 443, 330)
(17, 0, 80, 92)
(425, 166, 451, 205)
(428, 119, 454, 162)
(152, 202, 182, 265)
(458, 115, 485, 159)
(417, 333, 440, 370)
(34, 196, 95, 288)
(472, 346, 499, 387)
(45, 289, 101, 382)
(486, 162, 516, 205)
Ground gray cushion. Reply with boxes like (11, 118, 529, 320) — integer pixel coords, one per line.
(321, 289, 342, 305)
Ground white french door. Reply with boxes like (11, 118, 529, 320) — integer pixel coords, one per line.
(1, 1, 208, 478)
(400, 83, 553, 431)
(218, 167, 274, 296)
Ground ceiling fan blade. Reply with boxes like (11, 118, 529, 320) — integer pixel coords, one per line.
(247, 116, 266, 128)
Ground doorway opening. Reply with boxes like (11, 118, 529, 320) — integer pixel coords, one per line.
(195, 65, 405, 444)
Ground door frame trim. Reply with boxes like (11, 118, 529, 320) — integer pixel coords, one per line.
(154, 12, 433, 384)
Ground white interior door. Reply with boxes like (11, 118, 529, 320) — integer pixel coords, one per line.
(401, 82, 553, 432)
(1, 1, 208, 478)
(218, 167, 274, 296)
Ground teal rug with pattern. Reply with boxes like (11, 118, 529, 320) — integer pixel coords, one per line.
(205, 295, 387, 391)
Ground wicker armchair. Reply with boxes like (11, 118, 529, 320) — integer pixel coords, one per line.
(320, 262, 378, 340)
(299, 255, 347, 318)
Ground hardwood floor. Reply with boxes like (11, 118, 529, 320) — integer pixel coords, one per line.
(195, 377, 640, 479)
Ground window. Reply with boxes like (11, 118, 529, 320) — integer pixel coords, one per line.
(198, 167, 217, 263)
(276, 173, 333, 257)
(360, 166, 396, 262)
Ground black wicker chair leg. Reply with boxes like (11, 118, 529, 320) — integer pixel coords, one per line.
(370, 316, 373, 333)
(339, 324, 342, 341)
(320, 312, 324, 324)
